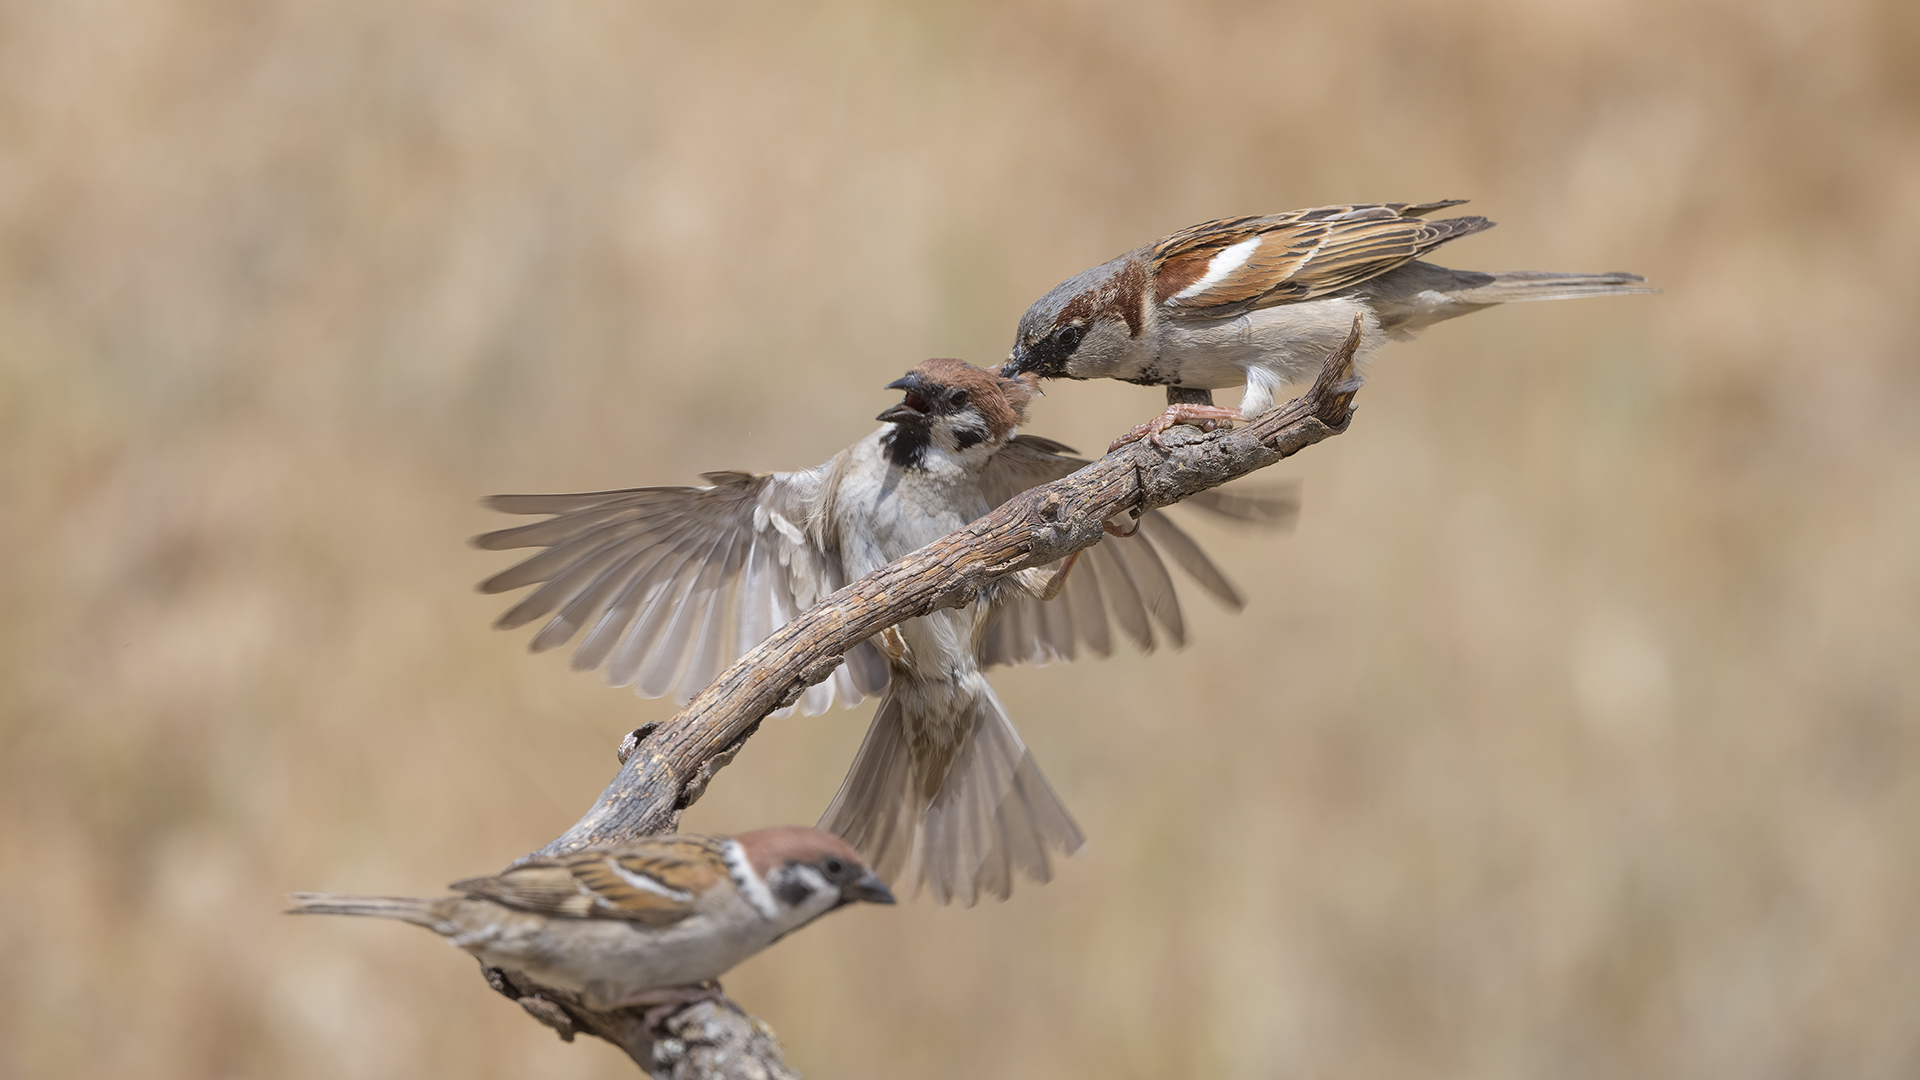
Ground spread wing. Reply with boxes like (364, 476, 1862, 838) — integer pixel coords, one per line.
(975, 435, 1299, 666)
(473, 466, 888, 716)
(1153, 200, 1493, 316)
(452, 837, 730, 926)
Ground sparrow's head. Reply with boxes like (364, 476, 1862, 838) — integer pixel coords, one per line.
(1002, 249, 1149, 381)
(877, 358, 1038, 467)
(735, 826, 895, 916)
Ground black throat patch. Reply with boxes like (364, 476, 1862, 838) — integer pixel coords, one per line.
(882, 422, 930, 470)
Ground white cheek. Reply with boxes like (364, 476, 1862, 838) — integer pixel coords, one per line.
(767, 865, 840, 923)
(724, 840, 779, 920)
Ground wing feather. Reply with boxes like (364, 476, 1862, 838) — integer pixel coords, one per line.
(528, 546, 656, 655)
(680, 529, 748, 700)
(633, 529, 732, 698)
(1084, 539, 1155, 652)
(976, 435, 1275, 668)
(450, 838, 728, 926)
(1153, 202, 1494, 315)
(1108, 529, 1185, 646)
(1133, 513, 1244, 610)
(475, 465, 879, 710)
(570, 540, 697, 671)
(1062, 555, 1111, 658)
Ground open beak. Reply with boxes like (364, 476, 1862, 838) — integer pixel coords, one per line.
(877, 373, 927, 423)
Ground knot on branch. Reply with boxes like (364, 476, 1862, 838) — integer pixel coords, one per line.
(772, 653, 851, 711)
(676, 721, 761, 810)
(618, 724, 662, 765)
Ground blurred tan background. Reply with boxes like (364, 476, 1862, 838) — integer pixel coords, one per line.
(3, 1, 1917, 1077)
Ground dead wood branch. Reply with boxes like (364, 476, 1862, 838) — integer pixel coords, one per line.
(487, 320, 1364, 1075)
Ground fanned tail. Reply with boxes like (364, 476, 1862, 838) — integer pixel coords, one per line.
(818, 687, 1085, 907)
(818, 694, 923, 887)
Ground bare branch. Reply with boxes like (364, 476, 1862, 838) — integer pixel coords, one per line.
(487, 320, 1364, 1074)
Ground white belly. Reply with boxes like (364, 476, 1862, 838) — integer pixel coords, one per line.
(453, 903, 779, 1009)
(1153, 296, 1387, 416)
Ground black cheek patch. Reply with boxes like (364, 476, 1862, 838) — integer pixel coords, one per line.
(772, 875, 815, 909)
(953, 424, 986, 451)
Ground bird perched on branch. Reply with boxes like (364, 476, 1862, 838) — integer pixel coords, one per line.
(287, 827, 893, 1012)
(1001, 200, 1654, 446)
(474, 359, 1292, 904)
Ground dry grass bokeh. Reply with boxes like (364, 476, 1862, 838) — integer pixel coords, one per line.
(4, 1, 1917, 1077)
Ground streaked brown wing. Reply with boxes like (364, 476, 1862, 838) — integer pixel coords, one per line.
(474, 465, 889, 715)
(974, 436, 1298, 666)
(454, 838, 728, 925)
(1153, 201, 1492, 314)
(451, 863, 599, 917)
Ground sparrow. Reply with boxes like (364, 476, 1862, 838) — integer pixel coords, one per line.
(1001, 200, 1655, 444)
(473, 359, 1291, 904)
(286, 827, 893, 1012)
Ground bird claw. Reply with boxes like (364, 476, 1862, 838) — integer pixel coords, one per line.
(879, 625, 913, 663)
(1107, 404, 1245, 452)
(1010, 550, 1082, 602)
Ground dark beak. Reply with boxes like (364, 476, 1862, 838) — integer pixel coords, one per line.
(999, 347, 1025, 378)
(877, 373, 926, 424)
(846, 871, 896, 906)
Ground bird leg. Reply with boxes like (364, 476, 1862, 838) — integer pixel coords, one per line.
(1108, 403, 1246, 452)
(1012, 550, 1082, 602)
(1009, 514, 1144, 601)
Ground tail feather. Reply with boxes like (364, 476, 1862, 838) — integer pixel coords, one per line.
(1443, 269, 1657, 306)
(284, 892, 447, 930)
(1366, 261, 1656, 336)
(818, 695, 922, 886)
(818, 687, 1085, 906)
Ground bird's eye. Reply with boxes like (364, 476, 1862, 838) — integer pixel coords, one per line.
(823, 858, 845, 876)
(950, 389, 968, 408)
(1052, 324, 1085, 353)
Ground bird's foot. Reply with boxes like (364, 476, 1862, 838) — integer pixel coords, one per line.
(1108, 404, 1245, 452)
(1010, 549, 1083, 601)
(616, 981, 729, 1030)
(879, 625, 914, 663)
(1035, 550, 1081, 601)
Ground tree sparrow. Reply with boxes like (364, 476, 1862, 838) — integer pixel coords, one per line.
(1001, 200, 1654, 444)
(286, 827, 893, 1011)
(474, 359, 1290, 904)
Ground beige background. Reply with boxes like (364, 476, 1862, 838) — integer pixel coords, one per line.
(4, 1, 1917, 1077)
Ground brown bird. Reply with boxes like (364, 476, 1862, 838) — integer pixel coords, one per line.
(287, 827, 893, 1012)
(1002, 200, 1653, 444)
